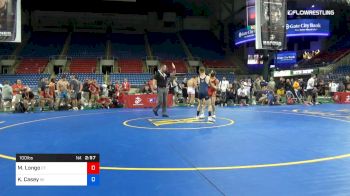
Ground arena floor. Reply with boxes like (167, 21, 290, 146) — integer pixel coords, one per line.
(0, 104, 350, 195)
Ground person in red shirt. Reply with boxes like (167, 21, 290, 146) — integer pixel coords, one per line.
(12, 79, 25, 104)
(114, 80, 120, 97)
(122, 78, 131, 94)
(89, 79, 100, 108)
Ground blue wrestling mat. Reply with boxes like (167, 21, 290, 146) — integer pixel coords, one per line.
(0, 104, 350, 195)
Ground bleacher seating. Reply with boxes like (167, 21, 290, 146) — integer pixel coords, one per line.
(20, 32, 66, 57)
(203, 60, 232, 69)
(180, 30, 225, 59)
(148, 32, 186, 59)
(16, 59, 49, 74)
(0, 43, 17, 56)
(0, 73, 50, 90)
(111, 33, 146, 59)
(160, 60, 188, 73)
(56, 73, 103, 84)
(68, 33, 106, 58)
(117, 59, 143, 73)
(69, 59, 97, 73)
(333, 65, 350, 75)
(110, 73, 152, 86)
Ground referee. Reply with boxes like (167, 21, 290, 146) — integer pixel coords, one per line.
(152, 63, 176, 117)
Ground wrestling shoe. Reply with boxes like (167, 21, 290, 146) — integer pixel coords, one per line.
(208, 116, 215, 122)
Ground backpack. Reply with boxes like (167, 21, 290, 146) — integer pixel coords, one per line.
(14, 102, 26, 113)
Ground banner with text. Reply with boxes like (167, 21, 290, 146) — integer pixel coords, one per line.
(235, 19, 330, 45)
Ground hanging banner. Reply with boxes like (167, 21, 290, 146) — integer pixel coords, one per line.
(0, 0, 21, 42)
(235, 19, 330, 45)
(255, 0, 287, 50)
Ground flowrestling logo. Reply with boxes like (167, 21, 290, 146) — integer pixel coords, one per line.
(288, 10, 335, 16)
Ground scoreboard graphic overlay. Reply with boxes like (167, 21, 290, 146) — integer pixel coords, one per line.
(16, 154, 100, 186)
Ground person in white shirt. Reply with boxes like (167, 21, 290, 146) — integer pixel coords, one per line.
(237, 85, 249, 106)
(306, 74, 317, 104)
(329, 80, 338, 97)
(219, 77, 230, 106)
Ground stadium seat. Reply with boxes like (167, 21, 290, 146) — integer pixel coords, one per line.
(69, 59, 97, 73)
(0, 73, 51, 90)
(180, 30, 225, 59)
(148, 32, 186, 59)
(0, 43, 17, 56)
(117, 59, 143, 73)
(16, 59, 49, 74)
(160, 60, 188, 73)
(68, 32, 106, 58)
(111, 33, 146, 59)
(20, 32, 66, 57)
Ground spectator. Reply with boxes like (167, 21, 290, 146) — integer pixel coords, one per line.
(276, 77, 286, 101)
(89, 79, 100, 108)
(246, 78, 252, 100)
(180, 78, 188, 104)
(219, 76, 230, 106)
(122, 78, 131, 95)
(168, 77, 178, 95)
(48, 78, 56, 102)
(69, 75, 82, 110)
(324, 80, 330, 99)
(253, 76, 262, 95)
(306, 74, 317, 105)
(237, 83, 249, 106)
(39, 78, 52, 111)
(22, 88, 35, 112)
(56, 75, 70, 109)
(141, 81, 152, 94)
(329, 80, 338, 97)
(338, 79, 345, 92)
(292, 79, 302, 102)
(299, 78, 306, 97)
(114, 80, 120, 96)
(97, 95, 111, 109)
(38, 77, 47, 97)
(107, 81, 115, 98)
(267, 77, 276, 92)
(285, 79, 294, 100)
(2, 81, 13, 111)
(318, 79, 326, 96)
(82, 79, 90, 107)
(187, 76, 197, 107)
(101, 84, 108, 97)
(344, 75, 350, 92)
(12, 79, 25, 105)
(226, 84, 236, 105)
